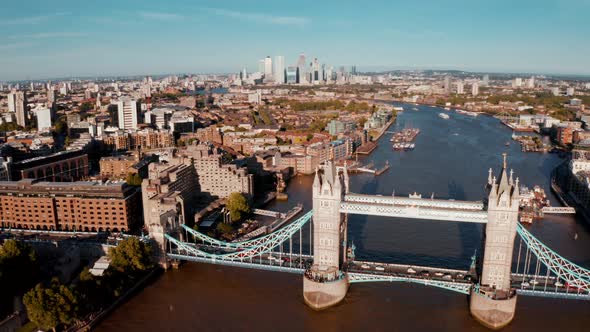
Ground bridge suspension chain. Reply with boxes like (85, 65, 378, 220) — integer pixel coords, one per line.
(516, 224, 590, 292)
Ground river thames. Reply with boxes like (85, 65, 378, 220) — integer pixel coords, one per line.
(96, 104, 590, 331)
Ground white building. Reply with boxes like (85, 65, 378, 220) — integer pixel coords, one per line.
(526, 77, 535, 89)
(248, 91, 262, 104)
(274, 56, 285, 84)
(7, 90, 28, 127)
(570, 150, 590, 175)
(264, 56, 273, 77)
(116, 98, 139, 130)
(35, 106, 52, 131)
(512, 77, 523, 88)
(566, 87, 575, 96)
(456, 81, 464, 94)
(472, 82, 479, 96)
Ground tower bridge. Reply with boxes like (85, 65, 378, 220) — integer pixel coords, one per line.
(157, 154, 590, 330)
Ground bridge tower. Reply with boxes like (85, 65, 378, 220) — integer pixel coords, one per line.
(470, 154, 519, 329)
(303, 161, 349, 310)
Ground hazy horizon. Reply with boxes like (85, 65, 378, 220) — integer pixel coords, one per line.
(1, 0, 590, 81)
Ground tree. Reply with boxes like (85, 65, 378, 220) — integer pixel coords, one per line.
(226, 192, 251, 222)
(54, 117, 68, 136)
(358, 117, 368, 128)
(23, 281, 80, 332)
(216, 223, 233, 235)
(126, 173, 143, 186)
(80, 102, 93, 112)
(0, 240, 39, 308)
(108, 237, 153, 273)
(0, 122, 22, 132)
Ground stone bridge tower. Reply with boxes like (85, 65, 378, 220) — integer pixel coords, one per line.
(470, 154, 520, 329)
(303, 161, 349, 310)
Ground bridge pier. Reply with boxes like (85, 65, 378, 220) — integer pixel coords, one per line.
(470, 288, 517, 330)
(303, 272, 349, 310)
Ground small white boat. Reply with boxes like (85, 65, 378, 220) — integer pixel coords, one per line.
(439, 113, 450, 119)
(375, 266, 385, 271)
(407, 267, 417, 274)
(521, 281, 530, 288)
(555, 280, 564, 287)
(530, 279, 539, 285)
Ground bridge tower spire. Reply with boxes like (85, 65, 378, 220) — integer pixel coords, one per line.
(303, 160, 349, 310)
(470, 154, 519, 329)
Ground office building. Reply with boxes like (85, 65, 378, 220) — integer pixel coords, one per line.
(482, 74, 490, 86)
(8, 90, 28, 127)
(264, 56, 273, 77)
(297, 53, 307, 84)
(116, 98, 139, 130)
(274, 56, 285, 84)
(312, 58, 321, 83)
(286, 66, 298, 84)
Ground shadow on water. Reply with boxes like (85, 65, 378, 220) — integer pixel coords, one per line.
(448, 180, 483, 267)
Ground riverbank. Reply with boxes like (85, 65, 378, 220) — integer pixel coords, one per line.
(69, 268, 162, 332)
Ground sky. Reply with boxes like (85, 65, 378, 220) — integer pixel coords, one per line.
(1, 0, 589, 81)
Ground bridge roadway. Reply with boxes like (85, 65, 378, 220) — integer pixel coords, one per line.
(169, 243, 590, 300)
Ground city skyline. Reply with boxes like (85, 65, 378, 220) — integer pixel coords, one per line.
(1, 0, 590, 80)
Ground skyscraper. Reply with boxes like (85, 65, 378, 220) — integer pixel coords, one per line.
(274, 56, 285, 83)
(312, 58, 320, 83)
(472, 81, 480, 96)
(286, 66, 298, 84)
(482, 74, 490, 87)
(297, 53, 307, 84)
(8, 90, 28, 127)
(264, 56, 273, 77)
(258, 59, 265, 73)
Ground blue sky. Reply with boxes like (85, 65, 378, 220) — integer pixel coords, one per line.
(1, 0, 589, 80)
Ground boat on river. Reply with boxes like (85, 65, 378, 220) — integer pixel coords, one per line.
(439, 113, 450, 119)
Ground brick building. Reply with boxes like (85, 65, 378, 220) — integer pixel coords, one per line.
(10, 150, 89, 182)
(0, 179, 141, 232)
(185, 143, 254, 199)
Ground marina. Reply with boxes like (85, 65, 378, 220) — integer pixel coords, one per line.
(391, 128, 420, 151)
